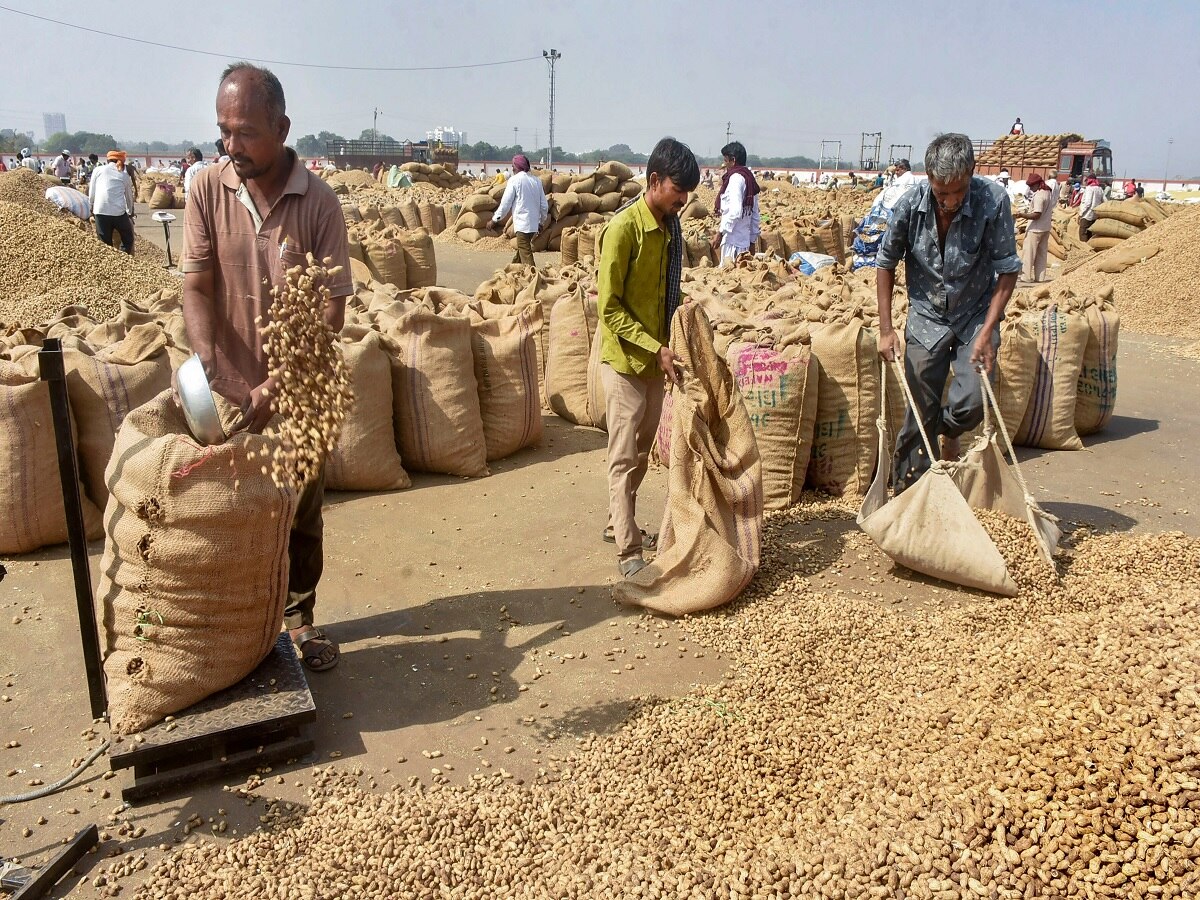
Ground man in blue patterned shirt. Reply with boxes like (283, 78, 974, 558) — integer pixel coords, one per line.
(876, 133, 1022, 490)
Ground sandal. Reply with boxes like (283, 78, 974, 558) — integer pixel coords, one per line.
(602, 526, 658, 550)
(290, 625, 340, 672)
(619, 557, 648, 578)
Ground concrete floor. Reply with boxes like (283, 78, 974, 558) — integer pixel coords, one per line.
(1, 225, 1196, 897)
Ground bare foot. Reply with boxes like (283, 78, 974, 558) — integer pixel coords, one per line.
(940, 435, 961, 462)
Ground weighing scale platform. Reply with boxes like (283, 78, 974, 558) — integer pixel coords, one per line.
(108, 635, 316, 802)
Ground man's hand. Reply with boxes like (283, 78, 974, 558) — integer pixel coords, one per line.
(970, 330, 997, 375)
(229, 377, 277, 435)
(484, 220, 497, 233)
(709, 231, 722, 251)
(877, 329, 900, 363)
(658, 346, 682, 386)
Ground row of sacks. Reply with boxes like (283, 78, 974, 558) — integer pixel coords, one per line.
(345, 219, 438, 290)
(345, 200, 450, 236)
(1082, 198, 1179, 252)
(378, 161, 472, 189)
(453, 161, 642, 250)
(990, 285, 1120, 450)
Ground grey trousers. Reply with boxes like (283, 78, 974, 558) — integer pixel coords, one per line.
(892, 323, 999, 490)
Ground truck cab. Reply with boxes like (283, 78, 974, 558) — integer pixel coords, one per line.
(1059, 140, 1112, 187)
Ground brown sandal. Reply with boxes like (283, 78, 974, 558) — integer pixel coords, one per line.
(290, 626, 340, 672)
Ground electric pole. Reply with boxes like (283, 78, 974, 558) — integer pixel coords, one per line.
(513, 126, 518, 150)
(372, 107, 381, 144)
(543, 49, 561, 169)
(726, 121, 731, 143)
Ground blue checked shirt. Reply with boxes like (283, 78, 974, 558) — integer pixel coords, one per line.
(876, 176, 1021, 350)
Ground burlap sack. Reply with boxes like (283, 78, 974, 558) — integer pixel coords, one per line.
(586, 317, 608, 432)
(327, 331, 411, 491)
(597, 160, 634, 181)
(1075, 292, 1120, 437)
(1096, 242, 1159, 274)
(398, 199, 422, 230)
(726, 338, 819, 510)
(1087, 236, 1123, 252)
(456, 211, 492, 231)
(1015, 305, 1089, 451)
(100, 389, 297, 734)
(858, 362, 1019, 596)
(383, 310, 488, 477)
(1087, 217, 1141, 241)
(429, 205, 447, 234)
(994, 315, 1039, 437)
(399, 229, 438, 289)
(807, 320, 878, 496)
(365, 238, 408, 289)
(0, 352, 104, 554)
(614, 304, 763, 615)
(560, 228, 580, 266)
(470, 306, 544, 460)
(815, 218, 845, 263)
(417, 202, 436, 230)
(461, 193, 498, 214)
(65, 324, 173, 507)
(545, 287, 600, 426)
(149, 183, 175, 209)
(1093, 201, 1152, 228)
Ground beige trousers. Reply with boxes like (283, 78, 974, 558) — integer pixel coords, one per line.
(601, 363, 665, 561)
(1022, 230, 1050, 282)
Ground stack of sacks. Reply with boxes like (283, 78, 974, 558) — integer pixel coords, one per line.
(679, 258, 908, 500)
(345, 216, 438, 290)
(392, 161, 471, 189)
(353, 199, 449, 236)
(993, 284, 1119, 450)
(455, 162, 641, 252)
(1084, 198, 1177, 253)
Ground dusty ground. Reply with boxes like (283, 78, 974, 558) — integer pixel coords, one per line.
(1, 234, 1197, 897)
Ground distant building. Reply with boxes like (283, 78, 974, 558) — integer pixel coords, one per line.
(43, 112, 66, 139)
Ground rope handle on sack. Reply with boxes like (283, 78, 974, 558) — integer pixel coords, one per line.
(888, 356, 940, 467)
(975, 364, 1038, 506)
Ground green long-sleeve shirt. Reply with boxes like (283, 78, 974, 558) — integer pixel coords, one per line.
(597, 197, 670, 376)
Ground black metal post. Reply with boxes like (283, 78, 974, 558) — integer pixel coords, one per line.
(160, 219, 174, 268)
(37, 339, 107, 720)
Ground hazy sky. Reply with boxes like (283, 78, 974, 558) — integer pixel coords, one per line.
(2, 0, 1197, 177)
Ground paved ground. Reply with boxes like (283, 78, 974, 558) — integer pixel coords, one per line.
(1, 235, 1196, 897)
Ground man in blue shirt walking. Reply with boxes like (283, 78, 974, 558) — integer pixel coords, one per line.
(875, 133, 1022, 490)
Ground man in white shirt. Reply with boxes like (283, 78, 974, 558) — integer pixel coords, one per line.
(1046, 173, 1061, 207)
(710, 141, 761, 264)
(1077, 176, 1105, 242)
(487, 154, 548, 266)
(1015, 172, 1053, 281)
(182, 147, 210, 195)
(89, 150, 135, 253)
(19, 149, 41, 173)
(892, 158, 916, 192)
(52, 150, 73, 184)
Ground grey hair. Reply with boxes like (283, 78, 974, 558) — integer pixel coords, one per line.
(924, 133, 975, 182)
(219, 62, 286, 123)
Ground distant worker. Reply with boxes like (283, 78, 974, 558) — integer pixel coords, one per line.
(996, 168, 1012, 191)
(1123, 177, 1137, 200)
(215, 138, 229, 163)
(89, 151, 135, 254)
(1136, 182, 1145, 200)
(1077, 176, 1104, 242)
(791, 170, 803, 187)
(876, 133, 1021, 486)
(711, 141, 761, 264)
(1046, 172, 1060, 207)
(51, 150, 73, 184)
(873, 171, 884, 189)
(82, 153, 99, 182)
(703, 168, 715, 189)
(493, 166, 507, 186)
(848, 171, 858, 187)
(487, 154, 548, 267)
(892, 158, 916, 192)
(19, 148, 41, 173)
(597, 137, 697, 578)
(1010, 117, 1024, 135)
(1015, 172, 1053, 282)
(182, 148, 209, 196)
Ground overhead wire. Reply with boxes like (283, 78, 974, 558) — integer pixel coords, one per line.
(0, 4, 541, 72)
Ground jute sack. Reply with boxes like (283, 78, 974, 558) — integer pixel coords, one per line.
(382, 310, 489, 477)
(456, 211, 491, 231)
(327, 330, 411, 491)
(1093, 200, 1152, 228)
(365, 238, 408, 290)
(560, 228, 579, 266)
(1096, 241, 1159, 274)
(417, 202, 436, 231)
(585, 317, 608, 432)
(614, 303, 763, 615)
(807, 319, 878, 496)
(149, 183, 175, 209)
(1014, 304, 1089, 451)
(380, 206, 406, 229)
(1075, 290, 1120, 436)
(399, 229, 437, 289)
(1087, 236, 1123, 252)
(726, 337, 819, 510)
(858, 361, 1041, 597)
(545, 287, 600, 426)
(64, 324, 173, 507)
(100, 389, 297, 734)
(470, 306, 544, 460)
(398, 199, 423, 230)
(461, 193, 498, 214)
(1087, 217, 1141, 241)
(993, 314, 1040, 437)
(0, 351, 105, 554)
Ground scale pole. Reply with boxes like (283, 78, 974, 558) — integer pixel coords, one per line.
(38, 339, 107, 721)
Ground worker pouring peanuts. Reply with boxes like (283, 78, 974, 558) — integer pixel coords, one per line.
(182, 61, 353, 672)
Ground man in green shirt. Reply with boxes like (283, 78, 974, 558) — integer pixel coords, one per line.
(597, 137, 700, 578)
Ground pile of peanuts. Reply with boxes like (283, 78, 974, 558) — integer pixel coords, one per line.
(125, 492, 1200, 900)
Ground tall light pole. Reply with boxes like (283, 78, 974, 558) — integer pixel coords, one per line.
(513, 126, 518, 151)
(543, 49, 561, 169)
(373, 107, 381, 144)
(1164, 137, 1174, 194)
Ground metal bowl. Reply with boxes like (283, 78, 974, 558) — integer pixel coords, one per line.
(177, 354, 226, 446)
